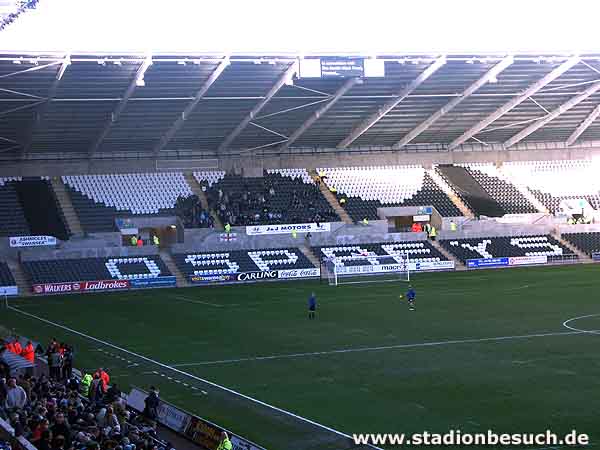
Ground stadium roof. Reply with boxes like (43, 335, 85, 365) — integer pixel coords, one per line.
(3, 52, 600, 161)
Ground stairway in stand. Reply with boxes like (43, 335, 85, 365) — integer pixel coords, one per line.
(184, 172, 223, 230)
(7, 260, 32, 297)
(308, 169, 353, 224)
(551, 232, 592, 263)
(159, 250, 189, 287)
(427, 168, 474, 219)
(50, 177, 83, 236)
(429, 240, 466, 270)
(300, 245, 321, 269)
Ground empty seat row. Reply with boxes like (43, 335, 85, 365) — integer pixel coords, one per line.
(439, 235, 576, 263)
(23, 256, 172, 284)
(173, 248, 315, 277)
(0, 262, 16, 286)
(562, 232, 600, 256)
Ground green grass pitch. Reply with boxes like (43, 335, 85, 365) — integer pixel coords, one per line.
(2, 264, 600, 449)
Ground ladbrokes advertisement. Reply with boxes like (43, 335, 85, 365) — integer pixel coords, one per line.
(32, 279, 130, 294)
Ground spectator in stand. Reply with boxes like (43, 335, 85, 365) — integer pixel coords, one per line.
(136, 236, 143, 248)
(48, 350, 63, 381)
(4, 377, 27, 410)
(130, 235, 137, 246)
(217, 432, 233, 450)
(80, 373, 92, 397)
(411, 222, 422, 233)
(143, 387, 159, 422)
(429, 225, 437, 241)
(21, 341, 35, 364)
(362, 217, 369, 226)
(94, 368, 110, 393)
(153, 235, 160, 246)
(450, 220, 457, 232)
(61, 346, 73, 380)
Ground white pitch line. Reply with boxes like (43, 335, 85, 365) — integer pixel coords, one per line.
(7, 306, 380, 450)
(172, 330, 587, 367)
(172, 296, 223, 307)
(562, 313, 600, 335)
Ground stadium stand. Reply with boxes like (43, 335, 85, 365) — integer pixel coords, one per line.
(23, 256, 172, 284)
(436, 165, 505, 217)
(0, 177, 31, 237)
(63, 173, 193, 233)
(458, 164, 537, 214)
(0, 262, 16, 287)
(317, 166, 462, 221)
(562, 232, 600, 257)
(0, 340, 174, 450)
(14, 177, 71, 241)
(502, 160, 600, 214)
(173, 247, 316, 278)
(439, 235, 576, 263)
(200, 169, 337, 226)
(313, 241, 449, 265)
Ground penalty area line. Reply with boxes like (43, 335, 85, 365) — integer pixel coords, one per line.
(172, 330, 588, 367)
(6, 306, 381, 450)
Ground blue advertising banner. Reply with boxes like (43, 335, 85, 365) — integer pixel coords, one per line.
(130, 276, 176, 288)
(466, 257, 509, 268)
(593, 252, 600, 262)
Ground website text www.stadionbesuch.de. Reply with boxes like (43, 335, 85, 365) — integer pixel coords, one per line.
(353, 429, 590, 446)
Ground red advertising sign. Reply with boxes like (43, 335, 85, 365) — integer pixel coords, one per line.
(32, 279, 130, 294)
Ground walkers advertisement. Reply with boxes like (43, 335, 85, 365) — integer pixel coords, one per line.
(32, 279, 130, 294)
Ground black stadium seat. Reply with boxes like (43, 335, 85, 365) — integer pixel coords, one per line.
(23, 256, 172, 284)
(562, 232, 600, 257)
(439, 235, 576, 263)
(0, 262, 16, 286)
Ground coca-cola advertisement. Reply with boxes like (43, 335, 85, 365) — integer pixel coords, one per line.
(32, 279, 130, 295)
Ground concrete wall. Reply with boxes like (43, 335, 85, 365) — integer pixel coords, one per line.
(3, 143, 600, 177)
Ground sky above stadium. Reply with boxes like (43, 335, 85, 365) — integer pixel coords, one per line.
(1, 0, 599, 54)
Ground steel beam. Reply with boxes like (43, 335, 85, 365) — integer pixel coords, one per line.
(280, 77, 362, 151)
(153, 57, 230, 157)
(21, 55, 71, 158)
(504, 80, 600, 147)
(449, 56, 581, 149)
(89, 55, 152, 157)
(566, 103, 600, 146)
(395, 56, 514, 149)
(337, 56, 446, 149)
(217, 61, 298, 153)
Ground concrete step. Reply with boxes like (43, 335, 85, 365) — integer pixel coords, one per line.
(299, 245, 321, 269)
(7, 261, 32, 297)
(429, 239, 466, 270)
(309, 169, 353, 224)
(427, 168, 475, 219)
(184, 172, 224, 230)
(551, 232, 593, 263)
(159, 250, 189, 287)
(50, 176, 83, 236)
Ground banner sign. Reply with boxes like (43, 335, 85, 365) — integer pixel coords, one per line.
(334, 260, 453, 275)
(32, 279, 130, 294)
(130, 276, 176, 288)
(184, 416, 265, 450)
(412, 214, 430, 222)
(320, 58, 364, 78)
(127, 388, 190, 433)
(246, 222, 330, 236)
(190, 274, 236, 284)
(9, 235, 57, 247)
(593, 252, 600, 262)
(467, 255, 548, 268)
(467, 257, 508, 268)
(236, 271, 278, 282)
(0, 286, 18, 296)
(412, 260, 455, 271)
(508, 255, 547, 266)
(277, 268, 321, 279)
(190, 268, 320, 284)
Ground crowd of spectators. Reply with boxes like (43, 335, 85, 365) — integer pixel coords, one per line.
(207, 176, 333, 227)
(174, 195, 214, 229)
(0, 338, 174, 450)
